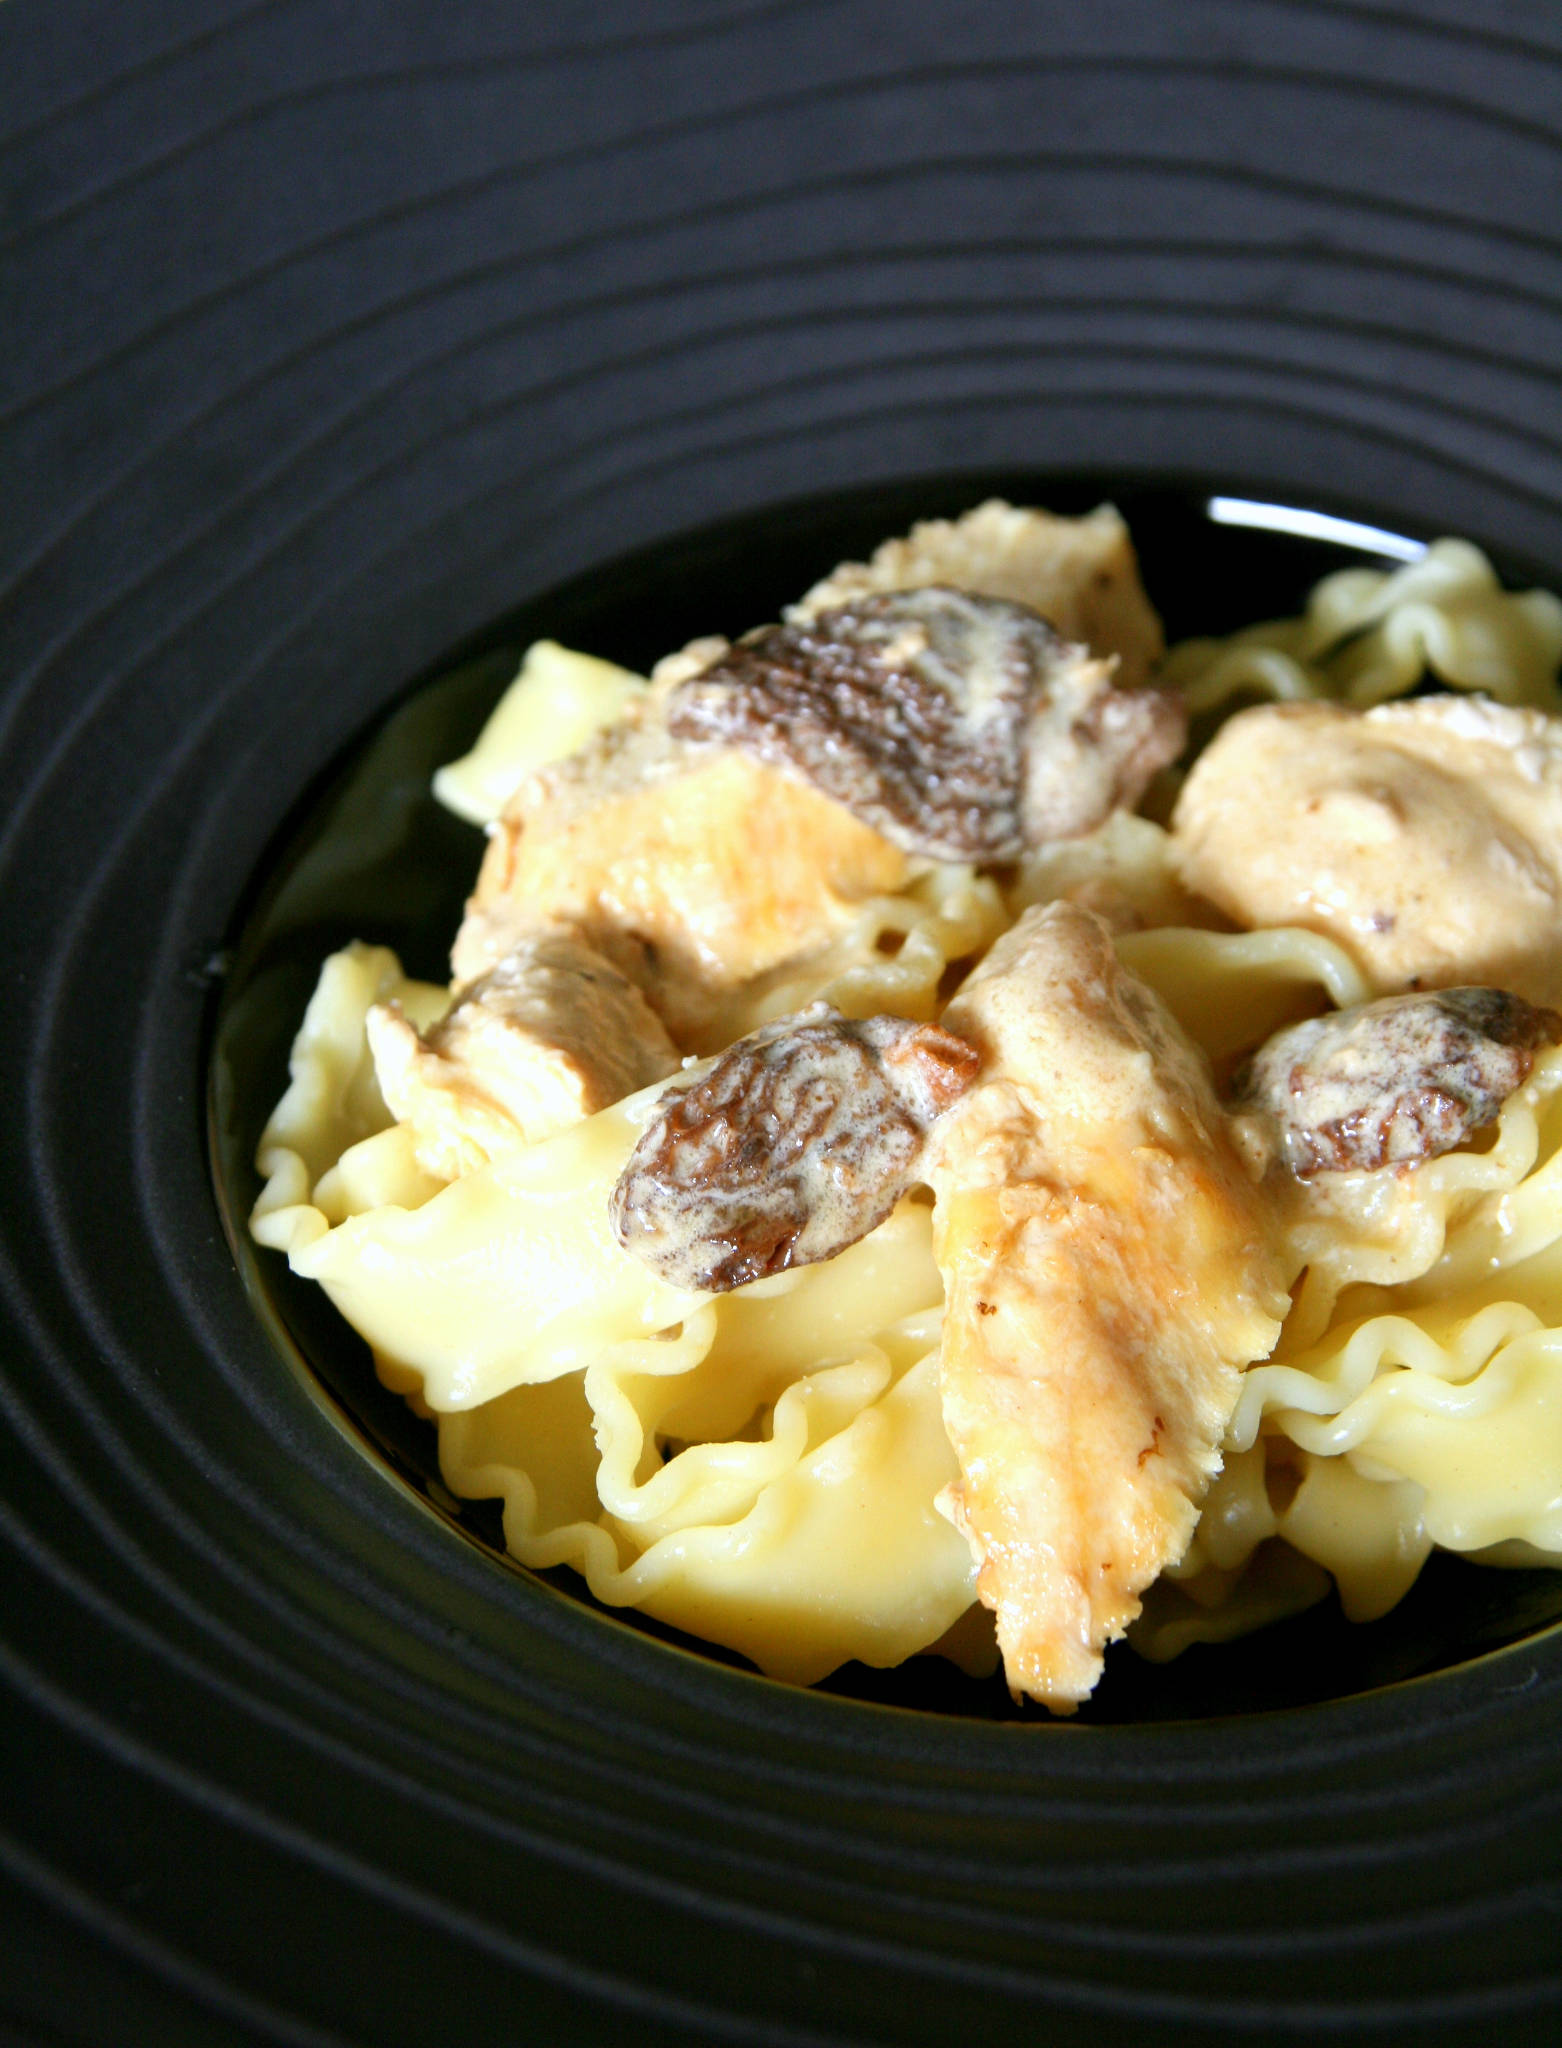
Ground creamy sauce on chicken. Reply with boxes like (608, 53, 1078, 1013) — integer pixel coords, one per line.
(1172, 696, 1562, 1007)
(456, 710, 913, 1046)
(369, 927, 680, 1180)
(928, 903, 1288, 1710)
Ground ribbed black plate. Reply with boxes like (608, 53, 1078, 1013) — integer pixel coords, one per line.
(4, 5, 1562, 2042)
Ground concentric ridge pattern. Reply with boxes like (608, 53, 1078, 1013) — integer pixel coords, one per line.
(1, 3, 1559, 2042)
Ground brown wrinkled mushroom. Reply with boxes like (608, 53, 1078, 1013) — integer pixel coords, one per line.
(1234, 987, 1562, 1178)
(666, 587, 1185, 863)
(610, 1004, 981, 1293)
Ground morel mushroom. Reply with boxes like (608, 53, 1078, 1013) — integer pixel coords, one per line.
(610, 1004, 980, 1293)
(1234, 986, 1562, 1178)
(667, 586, 1185, 863)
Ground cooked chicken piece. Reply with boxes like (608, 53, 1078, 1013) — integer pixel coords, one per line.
(457, 508, 1172, 1045)
(367, 928, 681, 1181)
(454, 708, 912, 1046)
(790, 500, 1166, 689)
(927, 902, 1288, 1711)
(1171, 696, 1562, 1008)
(648, 635, 732, 690)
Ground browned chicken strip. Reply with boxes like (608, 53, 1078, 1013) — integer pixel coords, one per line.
(928, 903, 1288, 1710)
(461, 582, 1181, 1046)
(454, 707, 912, 1044)
(790, 499, 1166, 689)
(368, 926, 681, 1180)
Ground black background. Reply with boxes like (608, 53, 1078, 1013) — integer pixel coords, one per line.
(2, 5, 1561, 2042)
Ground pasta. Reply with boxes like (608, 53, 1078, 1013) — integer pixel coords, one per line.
(251, 506, 1562, 1701)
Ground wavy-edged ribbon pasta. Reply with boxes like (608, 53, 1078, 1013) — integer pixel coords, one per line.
(253, 503, 1562, 1708)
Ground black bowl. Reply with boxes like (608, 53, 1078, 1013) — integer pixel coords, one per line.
(212, 471, 1562, 1727)
(6, 6, 1562, 2042)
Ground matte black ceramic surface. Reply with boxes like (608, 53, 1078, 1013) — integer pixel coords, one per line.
(4, 5, 1562, 2043)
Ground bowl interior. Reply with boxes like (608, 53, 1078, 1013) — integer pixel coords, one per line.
(209, 472, 1562, 1722)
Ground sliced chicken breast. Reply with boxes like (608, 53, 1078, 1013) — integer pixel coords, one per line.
(1171, 695, 1562, 1008)
(454, 708, 912, 1045)
(790, 499, 1166, 689)
(368, 927, 681, 1180)
(928, 902, 1288, 1710)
